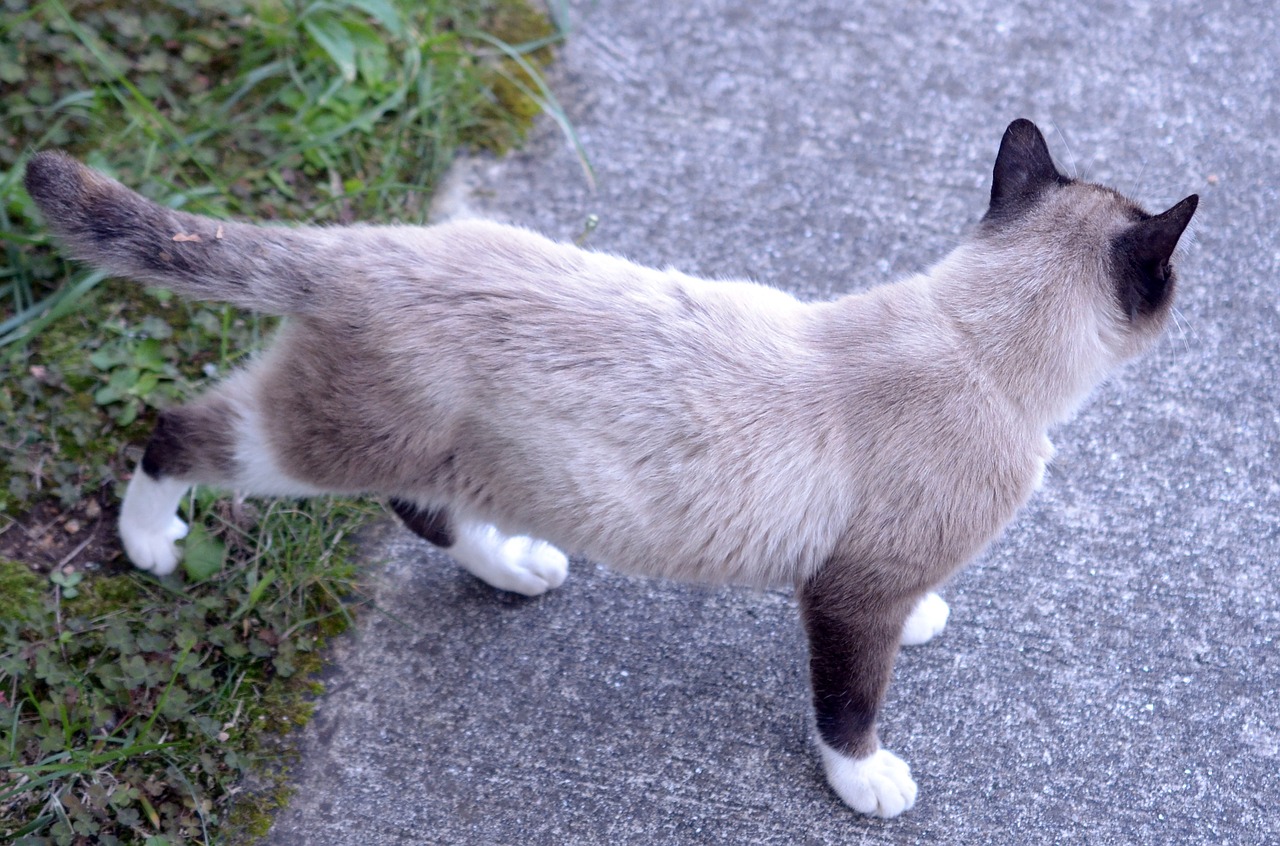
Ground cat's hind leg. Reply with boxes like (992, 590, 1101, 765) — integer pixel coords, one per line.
(121, 374, 321, 575)
(119, 470, 190, 575)
(389, 499, 569, 597)
(120, 397, 238, 575)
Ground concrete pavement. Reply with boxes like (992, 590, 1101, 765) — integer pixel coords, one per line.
(268, 1, 1280, 843)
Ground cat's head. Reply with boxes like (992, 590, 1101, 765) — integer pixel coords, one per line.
(977, 119, 1198, 362)
(935, 120, 1197, 423)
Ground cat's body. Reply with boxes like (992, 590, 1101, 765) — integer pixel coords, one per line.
(24, 120, 1197, 817)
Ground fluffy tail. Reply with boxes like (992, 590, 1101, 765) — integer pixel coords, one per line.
(24, 151, 336, 316)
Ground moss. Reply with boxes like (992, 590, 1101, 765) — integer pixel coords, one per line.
(225, 783, 295, 845)
(65, 570, 143, 617)
(0, 557, 43, 616)
(467, 0, 559, 152)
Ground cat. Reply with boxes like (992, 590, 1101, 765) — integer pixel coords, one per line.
(23, 119, 1197, 817)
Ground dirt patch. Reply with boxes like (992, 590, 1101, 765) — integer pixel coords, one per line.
(0, 487, 129, 576)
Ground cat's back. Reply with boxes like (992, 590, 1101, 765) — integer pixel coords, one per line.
(337, 217, 811, 383)
(400, 217, 800, 317)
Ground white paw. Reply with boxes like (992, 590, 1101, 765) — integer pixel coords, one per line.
(901, 592, 950, 646)
(1033, 436, 1055, 491)
(118, 469, 191, 575)
(494, 536, 569, 596)
(818, 741, 917, 818)
(121, 513, 189, 575)
(452, 523, 569, 596)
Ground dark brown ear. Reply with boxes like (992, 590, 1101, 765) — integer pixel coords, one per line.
(1125, 194, 1199, 269)
(1113, 194, 1199, 319)
(985, 119, 1068, 221)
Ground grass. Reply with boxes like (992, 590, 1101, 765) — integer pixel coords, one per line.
(0, 0, 574, 842)
(1, 499, 374, 844)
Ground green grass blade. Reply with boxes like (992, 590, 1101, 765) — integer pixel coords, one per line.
(465, 28, 595, 189)
(0, 269, 108, 347)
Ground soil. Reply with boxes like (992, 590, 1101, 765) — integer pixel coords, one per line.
(0, 487, 131, 577)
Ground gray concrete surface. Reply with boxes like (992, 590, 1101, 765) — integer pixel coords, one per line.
(268, 1, 1279, 843)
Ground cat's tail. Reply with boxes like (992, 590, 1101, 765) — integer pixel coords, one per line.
(24, 151, 336, 316)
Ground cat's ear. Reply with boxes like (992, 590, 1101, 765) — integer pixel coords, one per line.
(986, 119, 1065, 220)
(1124, 194, 1199, 267)
(1113, 194, 1199, 318)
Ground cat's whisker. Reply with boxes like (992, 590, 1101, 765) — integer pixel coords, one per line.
(1081, 151, 1100, 184)
(1130, 158, 1151, 202)
(1050, 121, 1079, 179)
(1150, 306, 1192, 368)
(1169, 306, 1195, 353)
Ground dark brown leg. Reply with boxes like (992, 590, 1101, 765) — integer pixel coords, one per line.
(798, 560, 919, 817)
(389, 498, 456, 548)
(141, 399, 241, 484)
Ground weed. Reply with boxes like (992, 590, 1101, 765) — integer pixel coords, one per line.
(0, 0, 567, 841)
(1, 499, 374, 845)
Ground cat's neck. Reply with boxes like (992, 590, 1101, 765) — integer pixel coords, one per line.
(924, 244, 1115, 430)
(814, 246, 1113, 434)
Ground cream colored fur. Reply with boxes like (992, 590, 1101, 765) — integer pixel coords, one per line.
(22, 121, 1197, 818)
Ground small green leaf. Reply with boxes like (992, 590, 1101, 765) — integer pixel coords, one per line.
(130, 371, 161, 397)
(112, 400, 139, 427)
(50, 570, 83, 599)
(174, 628, 198, 652)
(94, 384, 122, 405)
(89, 348, 123, 370)
(181, 524, 225, 581)
(98, 367, 140, 405)
(159, 685, 191, 719)
(133, 338, 166, 371)
(185, 666, 215, 691)
(121, 654, 151, 686)
(137, 316, 173, 339)
(304, 17, 358, 82)
(103, 619, 135, 653)
(135, 627, 168, 652)
(348, 0, 405, 37)
(0, 61, 24, 84)
(273, 654, 296, 677)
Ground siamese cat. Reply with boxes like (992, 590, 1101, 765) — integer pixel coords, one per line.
(23, 120, 1197, 817)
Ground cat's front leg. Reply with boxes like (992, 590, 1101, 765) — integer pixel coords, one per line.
(450, 522, 569, 596)
(799, 563, 919, 817)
